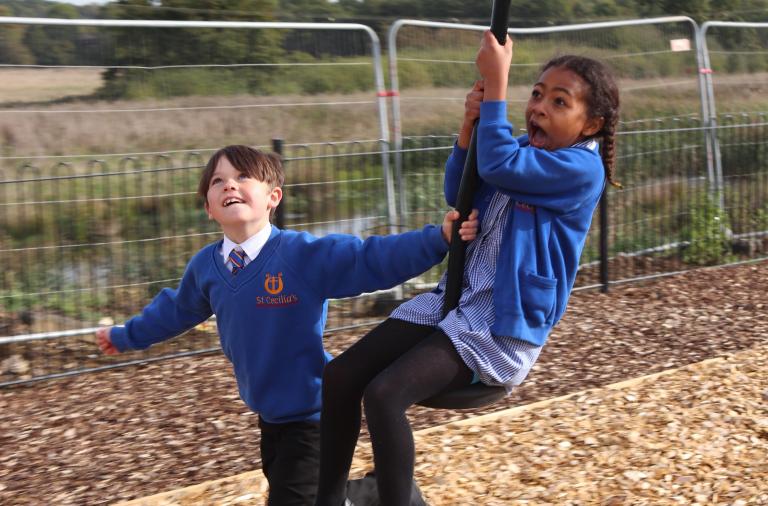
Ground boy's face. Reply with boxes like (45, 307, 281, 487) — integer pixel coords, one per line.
(525, 66, 604, 151)
(204, 156, 281, 241)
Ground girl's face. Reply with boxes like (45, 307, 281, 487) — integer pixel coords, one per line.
(525, 66, 604, 151)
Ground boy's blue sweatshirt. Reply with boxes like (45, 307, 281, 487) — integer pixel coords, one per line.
(110, 225, 448, 423)
(445, 101, 605, 346)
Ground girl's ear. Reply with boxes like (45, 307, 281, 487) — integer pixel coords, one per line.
(204, 201, 213, 220)
(582, 115, 605, 137)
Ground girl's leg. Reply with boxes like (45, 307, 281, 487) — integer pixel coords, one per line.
(315, 318, 436, 506)
(363, 330, 473, 506)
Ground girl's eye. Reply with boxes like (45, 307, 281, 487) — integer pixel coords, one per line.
(531, 89, 541, 98)
(238, 174, 249, 180)
(554, 97, 567, 106)
(210, 177, 222, 186)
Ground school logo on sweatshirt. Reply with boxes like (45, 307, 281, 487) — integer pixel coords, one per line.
(264, 272, 284, 294)
(257, 272, 299, 307)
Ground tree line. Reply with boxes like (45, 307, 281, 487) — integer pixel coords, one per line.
(2, 0, 768, 25)
(2, 0, 767, 66)
(0, 0, 766, 99)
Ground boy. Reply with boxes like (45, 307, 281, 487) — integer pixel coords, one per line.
(96, 144, 478, 505)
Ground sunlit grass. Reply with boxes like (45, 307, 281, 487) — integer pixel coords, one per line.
(0, 68, 104, 103)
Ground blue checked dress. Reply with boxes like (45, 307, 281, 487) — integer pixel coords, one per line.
(391, 190, 542, 393)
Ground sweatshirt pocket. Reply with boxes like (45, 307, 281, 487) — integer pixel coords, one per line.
(520, 271, 557, 326)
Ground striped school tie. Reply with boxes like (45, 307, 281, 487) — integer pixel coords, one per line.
(228, 248, 247, 275)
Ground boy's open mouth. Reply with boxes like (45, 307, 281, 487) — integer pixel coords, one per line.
(223, 197, 244, 207)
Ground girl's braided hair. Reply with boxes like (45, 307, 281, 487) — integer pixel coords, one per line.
(542, 55, 621, 188)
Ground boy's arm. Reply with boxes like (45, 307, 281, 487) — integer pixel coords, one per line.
(109, 267, 213, 352)
(302, 211, 477, 299)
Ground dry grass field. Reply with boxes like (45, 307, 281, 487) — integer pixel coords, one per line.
(0, 68, 721, 160)
(1, 66, 766, 156)
(0, 71, 383, 158)
(0, 68, 104, 103)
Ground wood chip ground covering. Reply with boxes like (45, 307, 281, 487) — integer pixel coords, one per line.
(1, 261, 767, 505)
(119, 344, 768, 506)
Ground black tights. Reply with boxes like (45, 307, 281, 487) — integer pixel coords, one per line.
(314, 319, 473, 506)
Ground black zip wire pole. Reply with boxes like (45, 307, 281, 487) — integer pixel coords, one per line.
(442, 0, 511, 317)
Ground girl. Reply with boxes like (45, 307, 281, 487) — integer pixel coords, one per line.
(315, 31, 620, 506)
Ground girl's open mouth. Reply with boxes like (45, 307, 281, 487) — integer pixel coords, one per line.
(528, 122, 547, 148)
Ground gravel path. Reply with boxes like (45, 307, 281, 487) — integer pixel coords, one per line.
(1, 261, 767, 505)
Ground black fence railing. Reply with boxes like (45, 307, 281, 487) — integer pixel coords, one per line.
(398, 115, 768, 285)
(2, 115, 767, 386)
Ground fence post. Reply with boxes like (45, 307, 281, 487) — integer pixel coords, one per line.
(599, 190, 609, 293)
(272, 138, 285, 230)
(697, 22, 725, 212)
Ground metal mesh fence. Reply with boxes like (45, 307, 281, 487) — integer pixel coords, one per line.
(0, 140, 398, 385)
(390, 19, 704, 131)
(1, 17, 767, 385)
(0, 19, 388, 158)
(388, 18, 716, 285)
(0, 18, 395, 384)
(702, 23, 768, 262)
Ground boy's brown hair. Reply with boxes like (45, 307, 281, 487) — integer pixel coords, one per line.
(198, 145, 285, 211)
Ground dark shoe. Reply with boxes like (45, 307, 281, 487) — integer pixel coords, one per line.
(346, 470, 428, 506)
(346, 472, 378, 505)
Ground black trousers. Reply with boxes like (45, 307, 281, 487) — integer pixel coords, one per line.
(259, 417, 321, 506)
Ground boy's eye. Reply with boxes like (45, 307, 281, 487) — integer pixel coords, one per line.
(210, 177, 222, 186)
(531, 89, 541, 98)
(238, 173, 250, 180)
(554, 97, 567, 106)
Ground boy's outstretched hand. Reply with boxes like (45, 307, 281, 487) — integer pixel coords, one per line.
(95, 327, 119, 355)
(442, 208, 479, 244)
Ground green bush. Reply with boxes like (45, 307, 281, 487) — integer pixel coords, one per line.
(280, 52, 374, 94)
(682, 192, 732, 265)
(98, 68, 262, 100)
(752, 206, 768, 230)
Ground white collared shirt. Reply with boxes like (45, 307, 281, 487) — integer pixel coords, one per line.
(220, 224, 272, 272)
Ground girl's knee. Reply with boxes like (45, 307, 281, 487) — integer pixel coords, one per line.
(362, 375, 399, 411)
(322, 356, 350, 391)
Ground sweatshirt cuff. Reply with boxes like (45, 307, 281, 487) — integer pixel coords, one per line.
(480, 100, 507, 123)
(109, 325, 132, 352)
(424, 224, 450, 253)
(452, 141, 468, 158)
(447, 142, 468, 168)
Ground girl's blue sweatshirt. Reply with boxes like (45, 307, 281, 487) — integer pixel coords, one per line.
(110, 225, 448, 423)
(445, 101, 605, 346)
